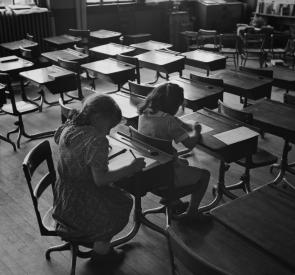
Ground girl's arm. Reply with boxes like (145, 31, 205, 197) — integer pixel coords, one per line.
(91, 158, 146, 187)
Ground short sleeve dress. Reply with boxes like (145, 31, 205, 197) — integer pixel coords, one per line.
(52, 122, 133, 243)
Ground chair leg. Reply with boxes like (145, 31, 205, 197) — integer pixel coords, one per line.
(0, 134, 16, 151)
(70, 245, 78, 275)
(45, 242, 71, 260)
(143, 205, 166, 217)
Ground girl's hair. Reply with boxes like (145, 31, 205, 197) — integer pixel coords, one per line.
(69, 94, 122, 126)
(138, 83, 184, 115)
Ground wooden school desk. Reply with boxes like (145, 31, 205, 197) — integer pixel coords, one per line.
(81, 58, 136, 91)
(0, 55, 34, 76)
(0, 39, 38, 53)
(211, 69, 273, 107)
(136, 50, 185, 82)
(181, 108, 258, 211)
(170, 184, 295, 275)
(42, 48, 88, 64)
(90, 29, 122, 44)
(130, 40, 173, 54)
(107, 130, 174, 246)
(181, 49, 227, 76)
(89, 43, 135, 59)
(169, 75, 224, 111)
(245, 99, 295, 186)
(44, 34, 81, 49)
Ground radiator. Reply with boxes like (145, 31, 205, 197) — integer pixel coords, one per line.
(0, 10, 52, 53)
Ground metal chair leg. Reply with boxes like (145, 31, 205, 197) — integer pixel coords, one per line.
(70, 245, 78, 275)
(45, 242, 71, 260)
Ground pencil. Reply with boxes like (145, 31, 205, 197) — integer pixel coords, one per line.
(129, 149, 137, 159)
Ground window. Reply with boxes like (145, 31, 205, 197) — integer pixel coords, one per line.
(87, 0, 135, 4)
(0, 0, 35, 6)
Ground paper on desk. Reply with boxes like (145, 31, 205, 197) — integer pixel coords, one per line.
(108, 149, 157, 171)
(186, 120, 214, 134)
(213, 126, 259, 145)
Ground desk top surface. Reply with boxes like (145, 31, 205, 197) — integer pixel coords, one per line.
(181, 49, 227, 63)
(245, 99, 295, 139)
(0, 39, 38, 51)
(42, 48, 88, 62)
(19, 65, 75, 84)
(90, 29, 122, 39)
(81, 58, 135, 75)
(136, 50, 184, 66)
(44, 34, 81, 45)
(89, 43, 135, 56)
(130, 40, 172, 51)
(0, 55, 33, 72)
(212, 69, 273, 90)
(169, 76, 223, 101)
(212, 184, 295, 270)
(170, 184, 294, 275)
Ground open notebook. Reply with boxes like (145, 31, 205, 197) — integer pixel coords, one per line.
(108, 145, 158, 172)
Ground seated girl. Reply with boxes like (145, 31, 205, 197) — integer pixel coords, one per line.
(53, 94, 146, 264)
(138, 83, 210, 221)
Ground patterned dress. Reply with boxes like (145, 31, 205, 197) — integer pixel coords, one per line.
(53, 123, 133, 242)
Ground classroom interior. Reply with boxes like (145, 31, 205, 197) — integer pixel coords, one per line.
(1, 0, 295, 274)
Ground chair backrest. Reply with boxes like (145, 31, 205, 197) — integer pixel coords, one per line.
(0, 73, 18, 114)
(68, 29, 90, 38)
(182, 31, 198, 51)
(239, 66, 273, 78)
(197, 29, 218, 47)
(219, 33, 238, 49)
(116, 54, 140, 83)
(218, 100, 253, 124)
(73, 44, 86, 54)
(19, 45, 40, 60)
(128, 81, 153, 97)
(57, 57, 82, 96)
(26, 33, 34, 41)
(167, 226, 229, 275)
(284, 93, 295, 106)
(123, 33, 152, 45)
(22, 140, 57, 236)
(190, 73, 224, 87)
(129, 126, 174, 155)
(243, 33, 265, 50)
(59, 98, 73, 123)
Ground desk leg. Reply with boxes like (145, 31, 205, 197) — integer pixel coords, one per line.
(271, 139, 291, 185)
(149, 71, 169, 84)
(199, 161, 232, 212)
(0, 134, 16, 151)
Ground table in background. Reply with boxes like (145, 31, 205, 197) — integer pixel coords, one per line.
(245, 99, 295, 186)
(136, 50, 185, 83)
(42, 48, 88, 64)
(180, 108, 258, 210)
(130, 40, 172, 54)
(89, 43, 135, 59)
(266, 66, 295, 93)
(211, 69, 273, 107)
(170, 184, 295, 275)
(169, 75, 224, 111)
(0, 55, 34, 77)
(90, 29, 122, 44)
(181, 49, 227, 76)
(0, 39, 38, 53)
(81, 58, 136, 91)
(44, 35, 81, 49)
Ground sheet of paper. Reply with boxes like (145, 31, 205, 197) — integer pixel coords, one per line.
(186, 120, 214, 134)
(108, 149, 157, 171)
(213, 126, 259, 145)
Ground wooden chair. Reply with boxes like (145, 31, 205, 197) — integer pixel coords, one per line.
(19, 45, 50, 68)
(129, 126, 198, 221)
(116, 54, 141, 84)
(182, 31, 199, 51)
(22, 140, 93, 275)
(240, 33, 266, 67)
(57, 58, 83, 102)
(219, 33, 239, 68)
(68, 29, 90, 50)
(166, 224, 228, 275)
(128, 80, 153, 97)
(0, 83, 16, 151)
(218, 100, 278, 193)
(196, 29, 220, 52)
(0, 73, 54, 148)
(190, 73, 224, 87)
(26, 33, 34, 41)
(123, 33, 152, 45)
(59, 98, 73, 123)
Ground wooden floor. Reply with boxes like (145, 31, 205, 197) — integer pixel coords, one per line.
(1, 62, 295, 275)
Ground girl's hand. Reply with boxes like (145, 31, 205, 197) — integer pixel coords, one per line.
(130, 158, 146, 174)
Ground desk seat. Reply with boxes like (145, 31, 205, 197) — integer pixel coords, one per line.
(2, 100, 38, 114)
